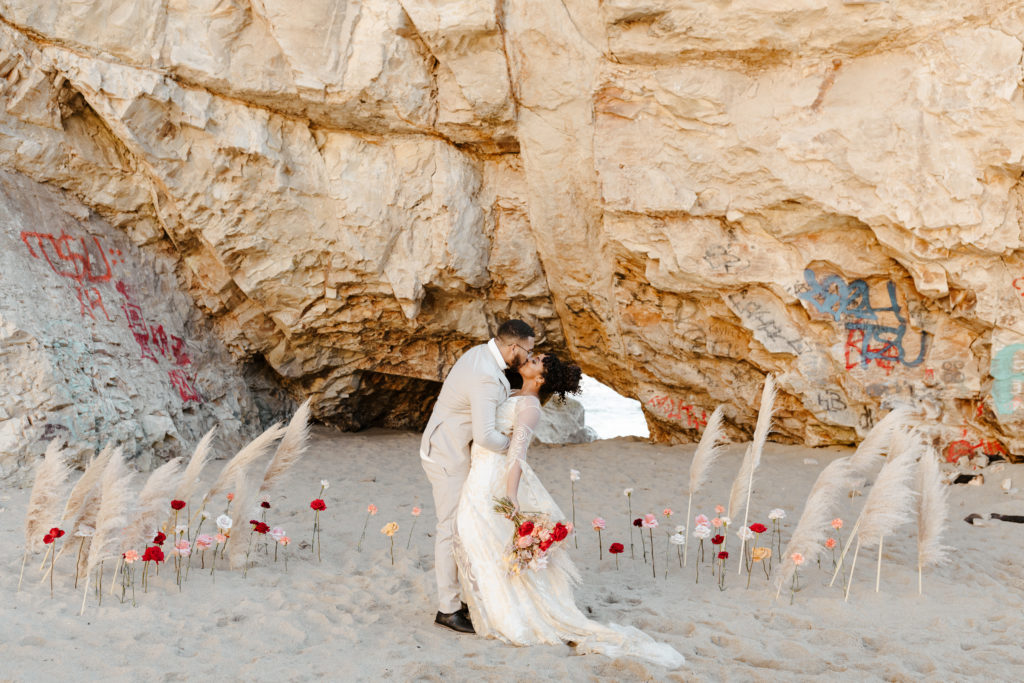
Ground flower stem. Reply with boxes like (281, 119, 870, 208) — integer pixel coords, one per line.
(649, 529, 656, 579)
(627, 497, 634, 560)
(597, 529, 602, 561)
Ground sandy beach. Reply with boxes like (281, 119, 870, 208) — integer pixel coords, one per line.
(3, 428, 1023, 682)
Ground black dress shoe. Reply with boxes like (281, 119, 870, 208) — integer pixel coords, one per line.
(435, 609, 475, 634)
(459, 602, 470, 618)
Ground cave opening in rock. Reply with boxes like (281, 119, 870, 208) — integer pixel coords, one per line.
(576, 375, 649, 440)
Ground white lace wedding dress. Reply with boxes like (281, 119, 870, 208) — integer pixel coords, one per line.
(454, 395, 685, 669)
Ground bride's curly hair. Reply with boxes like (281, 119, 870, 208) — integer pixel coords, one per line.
(539, 354, 583, 404)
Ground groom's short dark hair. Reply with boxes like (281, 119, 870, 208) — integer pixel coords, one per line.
(496, 319, 535, 342)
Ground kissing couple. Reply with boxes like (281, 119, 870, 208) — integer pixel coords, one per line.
(419, 320, 684, 668)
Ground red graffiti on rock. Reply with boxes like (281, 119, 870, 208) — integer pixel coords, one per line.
(647, 396, 708, 429)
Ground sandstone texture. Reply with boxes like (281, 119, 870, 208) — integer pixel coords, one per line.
(1, 1, 1023, 462)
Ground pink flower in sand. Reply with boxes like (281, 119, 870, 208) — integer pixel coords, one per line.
(791, 552, 805, 566)
(715, 504, 725, 515)
(215, 533, 228, 544)
(278, 536, 290, 546)
(174, 539, 191, 557)
(831, 518, 844, 530)
(226, 493, 235, 502)
(642, 514, 658, 529)
(411, 507, 421, 517)
(712, 517, 722, 528)
(367, 504, 378, 515)
(695, 514, 709, 527)
(663, 508, 673, 518)
(194, 534, 213, 550)
(123, 550, 139, 563)
(592, 517, 606, 530)
(270, 527, 286, 542)
(825, 538, 837, 549)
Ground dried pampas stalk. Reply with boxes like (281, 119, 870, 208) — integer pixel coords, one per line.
(844, 429, 919, 601)
(828, 407, 912, 588)
(917, 447, 952, 595)
(81, 449, 134, 615)
(849, 406, 912, 476)
(260, 399, 313, 495)
(204, 423, 286, 503)
(19, 440, 71, 590)
(61, 444, 114, 532)
(683, 405, 727, 568)
(124, 457, 182, 555)
(775, 457, 858, 600)
(227, 471, 258, 572)
(729, 375, 776, 573)
(175, 427, 217, 507)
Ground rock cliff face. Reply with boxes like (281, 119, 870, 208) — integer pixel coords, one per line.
(1, 1, 1023, 462)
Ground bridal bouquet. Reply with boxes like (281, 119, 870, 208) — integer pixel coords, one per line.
(493, 497, 572, 575)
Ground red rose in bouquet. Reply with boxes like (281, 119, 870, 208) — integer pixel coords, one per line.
(518, 521, 535, 537)
(551, 523, 569, 542)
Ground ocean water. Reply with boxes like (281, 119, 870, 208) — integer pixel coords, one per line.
(576, 374, 649, 440)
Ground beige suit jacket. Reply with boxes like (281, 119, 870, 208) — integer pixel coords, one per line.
(420, 341, 511, 474)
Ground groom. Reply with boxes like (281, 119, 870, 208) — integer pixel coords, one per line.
(420, 319, 536, 634)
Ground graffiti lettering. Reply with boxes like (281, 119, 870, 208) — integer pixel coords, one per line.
(21, 231, 124, 321)
(647, 396, 708, 429)
(801, 269, 930, 372)
(726, 292, 807, 355)
(941, 360, 965, 384)
(816, 389, 847, 413)
(703, 244, 748, 273)
(944, 437, 1007, 463)
(168, 369, 202, 404)
(991, 343, 1024, 415)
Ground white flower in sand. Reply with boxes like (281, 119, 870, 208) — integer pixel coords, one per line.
(670, 533, 686, 546)
(200, 510, 210, 520)
(720, 516, 732, 526)
(736, 527, 754, 542)
(693, 524, 711, 540)
(675, 525, 686, 534)
(75, 525, 95, 537)
(175, 525, 188, 535)
(270, 526, 286, 542)
(321, 480, 330, 489)
(570, 469, 580, 482)
(216, 514, 233, 531)
(768, 508, 786, 520)
(623, 488, 634, 497)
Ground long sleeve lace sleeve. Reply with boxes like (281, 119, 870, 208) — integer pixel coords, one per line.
(508, 397, 542, 464)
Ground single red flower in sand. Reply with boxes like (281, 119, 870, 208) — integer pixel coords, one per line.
(518, 521, 535, 537)
(142, 546, 165, 563)
(749, 523, 767, 534)
(310, 499, 327, 511)
(711, 534, 724, 546)
(48, 527, 65, 538)
(252, 521, 270, 534)
(609, 543, 625, 554)
(153, 531, 167, 546)
(43, 534, 54, 544)
(551, 523, 569, 542)
(632, 517, 643, 528)
(717, 551, 729, 560)
(261, 501, 271, 509)
(170, 500, 186, 511)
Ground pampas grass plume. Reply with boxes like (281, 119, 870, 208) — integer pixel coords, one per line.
(728, 374, 776, 520)
(125, 457, 182, 553)
(205, 423, 286, 501)
(260, 399, 313, 495)
(775, 457, 857, 599)
(683, 405, 727, 567)
(61, 443, 114, 533)
(24, 439, 71, 554)
(174, 427, 217, 505)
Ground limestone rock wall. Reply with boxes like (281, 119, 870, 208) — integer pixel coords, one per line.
(1, 1, 1023, 461)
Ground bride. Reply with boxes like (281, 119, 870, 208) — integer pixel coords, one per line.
(454, 353, 685, 669)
